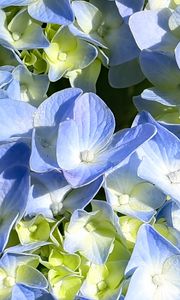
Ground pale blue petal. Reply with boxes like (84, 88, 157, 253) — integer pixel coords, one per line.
(129, 9, 178, 51)
(0, 99, 35, 141)
(0, 142, 30, 173)
(30, 88, 82, 172)
(107, 23, 139, 65)
(175, 41, 180, 68)
(28, 0, 74, 25)
(125, 224, 180, 277)
(115, 0, 145, 19)
(0, 166, 29, 252)
(12, 284, 56, 300)
(64, 176, 103, 212)
(72, 92, 115, 151)
(109, 58, 145, 88)
(140, 50, 180, 89)
(135, 112, 180, 203)
(0, 0, 32, 8)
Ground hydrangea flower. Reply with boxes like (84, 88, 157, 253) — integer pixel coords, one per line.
(56, 92, 156, 187)
(125, 224, 180, 300)
(133, 112, 180, 204)
(0, 0, 74, 25)
(30, 88, 156, 187)
(104, 152, 166, 222)
(70, 0, 144, 88)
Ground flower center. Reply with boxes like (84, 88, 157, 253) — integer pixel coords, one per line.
(58, 52, 67, 61)
(97, 280, 107, 291)
(29, 224, 38, 233)
(85, 222, 96, 233)
(80, 150, 94, 163)
(3, 276, 15, 288)
(118, 194, 130, 205)
(152, 274, 163, 287)
(167, 169, 180, 184)
(12, 32, 21, 41)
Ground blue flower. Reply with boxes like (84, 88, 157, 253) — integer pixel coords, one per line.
(125, 224, 180, 300)
(104, 152, 166, 222)
(56, 92, 156, 187)
(133, 111, 180, 205)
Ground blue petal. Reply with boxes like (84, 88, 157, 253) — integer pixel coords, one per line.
(125, 224, 180, 277)
(109, 58, 145, 88)
(0, 98, 35, 141)
(140, 50, 180, 89)
(0, 165, 29, 252)
(30, 88, 82, 172)
(0, 0, 32, 7)
(12, 284, 56, 300)
(0, 142, 30, 173)
(129, 9, 178, 51)
(28, 0, 74, 25)
(175, 41, 180, 68)
(115, 0, 145, 19)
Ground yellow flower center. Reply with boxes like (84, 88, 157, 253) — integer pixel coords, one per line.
(12, 32, 21, 41)
(57, 52, 67, 61)
(97, 280, 107, 291)
(3, 276, 15, 288)
(85, 221, 96, 233)
(118, 194, 130, 205)
(152, 274, 163, 287)
(80, 150, 94, 163)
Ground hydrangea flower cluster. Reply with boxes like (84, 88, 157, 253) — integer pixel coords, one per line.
(0, 0, 179, 299)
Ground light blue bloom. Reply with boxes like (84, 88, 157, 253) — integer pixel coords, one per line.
(0, 0, 74, 25)
(71, 0, 139, 65)
(125, 224, 180, 300)
(70, 0, 143, 88)
(104, 152, 166, 222)
(0, 8, 49, 51)
(56, 92, 156, 187)
(133, 111, 180, 204)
